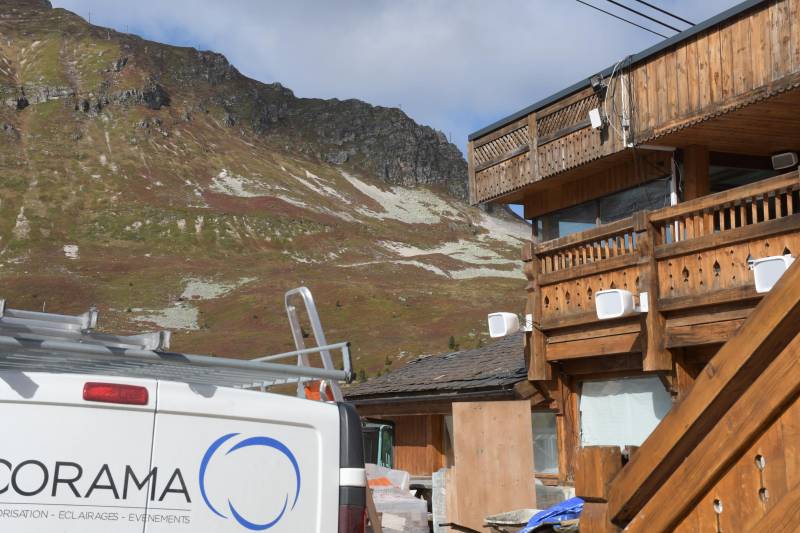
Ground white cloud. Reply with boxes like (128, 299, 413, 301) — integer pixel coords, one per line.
(53, 0, 742, 152)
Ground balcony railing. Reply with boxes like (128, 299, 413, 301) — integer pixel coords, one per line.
(526, 171, 800, 331)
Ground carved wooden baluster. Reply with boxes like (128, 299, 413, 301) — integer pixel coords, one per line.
(685, 215, 694, 239)
(739, 202, 747, 228)
(704, 209, 714, 236)
(752, 195, 759, 224)
(763, 193, 771, 221)
(788, 187, 795, 214)
(776, 190, 784, 219)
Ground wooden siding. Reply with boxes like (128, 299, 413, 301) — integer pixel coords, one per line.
(469, 0, 800, 207)
(382, 414, 445, 476)
(631, 0, 800, 142)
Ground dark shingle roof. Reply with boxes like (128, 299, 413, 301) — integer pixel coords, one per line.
(345, 333, 526, 400)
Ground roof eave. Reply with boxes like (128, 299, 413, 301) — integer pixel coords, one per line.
(468, 0, 767, 141)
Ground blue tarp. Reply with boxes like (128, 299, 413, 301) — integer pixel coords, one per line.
(519, 497, 584, 532)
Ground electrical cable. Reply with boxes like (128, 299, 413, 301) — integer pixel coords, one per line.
(603, 0, 682, 33)
(633, 0, 695, 26)
(574, 0, 668, 39)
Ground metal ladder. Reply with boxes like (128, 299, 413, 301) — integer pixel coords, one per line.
(283, 287, 343, 401)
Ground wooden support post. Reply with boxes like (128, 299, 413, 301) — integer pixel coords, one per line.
(634, 211, 672, 371)
(575, 446, 623, 533)
(575, 446, 623, 502)
(467, 140, 476, 205)
(527, 112, 540, 182)
(682, 145, 710, 200)
(524, 239, 552, 380)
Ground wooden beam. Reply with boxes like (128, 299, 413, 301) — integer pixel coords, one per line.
(665, 318, 746, 348)
(557, 353, 643, 375)
(635, 211, 671, 371)
(526, 234, 552, 380)
(682, 145, 710, 200)
(546, 332, 642, 361)
(467, 140, 476, 205)
(607, 258, 800, 526)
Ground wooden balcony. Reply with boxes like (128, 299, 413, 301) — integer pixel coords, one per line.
(523, 171, 800, 378)
(469, 0, 800, 208)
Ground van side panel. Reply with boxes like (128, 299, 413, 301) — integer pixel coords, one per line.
(147, 381, 340, 533)
(0, 372, 157, 533)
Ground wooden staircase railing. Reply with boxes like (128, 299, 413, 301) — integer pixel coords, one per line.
(600, 254, 800, 531)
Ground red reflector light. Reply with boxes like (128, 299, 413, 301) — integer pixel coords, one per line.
(83, 382, 149, 405)
(338, 505, 365, 533)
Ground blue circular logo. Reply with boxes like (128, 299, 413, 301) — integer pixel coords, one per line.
(199, 433, 302, 531)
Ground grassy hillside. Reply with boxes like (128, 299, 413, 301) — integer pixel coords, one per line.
(0, 0, 529, 377)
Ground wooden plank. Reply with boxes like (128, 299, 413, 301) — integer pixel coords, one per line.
(452, 401, 536, 532)
(659, 285, 761, 312)
(696, 31, 712, 109)
(575, 446, 624, 501)
(665, 318, 746, 348)
(545, 332, 642, 361)
(769, 0, 790, 82)
(547, 321, 641, 345)
(733, 13, 754, 95)
(720, 21, 735, 100)
(707, 28, 724, 104)
(751, 5, 772, 89)
(607, 258, 800, 525)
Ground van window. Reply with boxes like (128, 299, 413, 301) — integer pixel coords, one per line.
(579, 376, 672, 448)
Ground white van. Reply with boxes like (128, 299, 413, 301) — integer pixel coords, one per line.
(0, 289, 366, 533)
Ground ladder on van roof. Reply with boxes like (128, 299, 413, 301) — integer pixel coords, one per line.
(0, 288, 353, 399)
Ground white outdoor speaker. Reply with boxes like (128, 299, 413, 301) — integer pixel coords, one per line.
(488, 312, 520, 338)
(588, 108, 605, 129)
(752, 255, 795, 293)
(771, 152, 799, 170)
(595, 289, 637, 320)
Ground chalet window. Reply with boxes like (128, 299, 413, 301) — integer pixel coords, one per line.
(532, 411, 559, 474)
(537, 178, 670, 241)
(579, 376, 672, 448)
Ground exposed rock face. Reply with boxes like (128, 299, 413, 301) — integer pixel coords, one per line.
(0, 0, 469, 200)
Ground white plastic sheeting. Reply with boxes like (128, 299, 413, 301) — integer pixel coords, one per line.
(579, 376, 672, 448)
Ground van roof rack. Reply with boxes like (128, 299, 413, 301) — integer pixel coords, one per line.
(0, 289, 353, 395)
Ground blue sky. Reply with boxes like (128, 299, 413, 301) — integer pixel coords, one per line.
(52, 0, 743, 157)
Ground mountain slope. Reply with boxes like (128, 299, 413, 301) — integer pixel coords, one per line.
(0, 0, 530, 375)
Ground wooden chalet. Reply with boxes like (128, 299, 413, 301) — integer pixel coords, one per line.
(346, 333, 528, 477)
(346, 334, 575, 528)
(467, 0, 800, 530)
